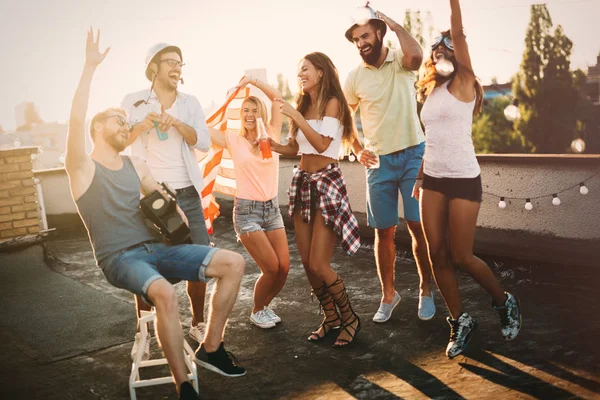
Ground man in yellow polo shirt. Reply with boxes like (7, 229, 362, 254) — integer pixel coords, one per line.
(344, 5, 436, 323)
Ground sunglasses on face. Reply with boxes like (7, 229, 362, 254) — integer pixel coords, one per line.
(432, 35, 453, 51)
(106, 115, 129, 127)
(160, 59, 185, 68)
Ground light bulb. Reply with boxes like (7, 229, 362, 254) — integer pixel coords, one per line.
(525, 199, 533, 211)
(580, 183, 589, 195)
(30, 153, 37, 160)
(435, 58, 454, 77)
(498, 197, 507, 209)
(349, 154, 356, 162)
(504, 104, 521, 122)
(59, 153, 66, 165)
(552, 195, 561, 206)
(571, 138, 586, 153)
(13, 138, 21, 148)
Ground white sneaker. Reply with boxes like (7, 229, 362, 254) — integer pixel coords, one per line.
(250, 310, 276, 329)
(373, 291, 402, 323)
(189, 323, 206, 344)
(131, 332, 150, 361)
(264, 307, 281, 324)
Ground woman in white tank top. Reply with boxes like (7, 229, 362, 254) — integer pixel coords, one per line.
(414, 0, 522, 359)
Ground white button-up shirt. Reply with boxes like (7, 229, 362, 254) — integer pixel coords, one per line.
(121, 89, 211, 195)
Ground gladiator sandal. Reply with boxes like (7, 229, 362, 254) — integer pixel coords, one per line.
(326, 275, 361, 348)
(307, 284, 342, 342)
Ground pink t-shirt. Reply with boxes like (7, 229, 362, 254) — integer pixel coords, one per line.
(226, 131, 279, 201)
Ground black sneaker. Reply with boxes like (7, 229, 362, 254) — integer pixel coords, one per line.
(194, 342, 246, 377)
(493, 292, 522, 341)
(179, 381, 200, 399)
(446, 312, 477, 359)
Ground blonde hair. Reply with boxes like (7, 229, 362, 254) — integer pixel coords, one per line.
(90, 108, 126, 141)
(239, 96, 269, 137)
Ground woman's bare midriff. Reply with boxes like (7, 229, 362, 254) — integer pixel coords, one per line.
(299, 153, 337, 172)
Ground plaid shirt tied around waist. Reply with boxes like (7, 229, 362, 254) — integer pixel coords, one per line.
(288, 163, 360, 256)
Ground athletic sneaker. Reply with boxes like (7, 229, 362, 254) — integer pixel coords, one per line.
(189, 323, 206, 344)
(264, 307, 281, 324)
(131, 332, 150, 361)
(494, 292, 522, 341)
(446, 313, 477, 359)
(194, 342, 247, 377)
(250, 310, 276, 329)
(373, 291, 401, 323)
(179, 381, 200, 399)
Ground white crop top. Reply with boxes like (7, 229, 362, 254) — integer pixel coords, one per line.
(296, 117, 343, 160)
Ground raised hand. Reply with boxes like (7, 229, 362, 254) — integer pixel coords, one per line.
(236, 76, 258, 89)
(375, 11, 399, 29)
(276, 99, 300, 121)
(85, 27, 110, 67)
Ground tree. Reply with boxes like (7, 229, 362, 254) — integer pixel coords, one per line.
(513, 5, 579, 153)
(472, 96, 533, 153)
(16, 102, 43, 131)
(276, 73, 294, 137)
(402, 10, 429, 47)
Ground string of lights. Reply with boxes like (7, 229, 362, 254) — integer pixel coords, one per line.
(485, 170, 597, 210)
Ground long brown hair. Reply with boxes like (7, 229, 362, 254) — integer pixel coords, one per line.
(416, 31, 484, 116)
(290, 52, 356, 149)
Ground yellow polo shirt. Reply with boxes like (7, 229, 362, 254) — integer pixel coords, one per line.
(344, 48, 425, 156)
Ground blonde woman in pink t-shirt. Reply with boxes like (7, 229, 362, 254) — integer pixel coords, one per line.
(209, 77, 290, 329)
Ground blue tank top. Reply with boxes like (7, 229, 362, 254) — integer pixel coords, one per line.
(75, 156, 157, 264)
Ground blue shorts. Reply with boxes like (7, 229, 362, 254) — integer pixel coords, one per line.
(233, 197, 285, 240)
(366, 142, 425, 228)
(99, 242, 218, 304)
(175, 185, 210, 245)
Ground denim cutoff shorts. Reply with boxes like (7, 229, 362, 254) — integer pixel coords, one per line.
(233, 197, 285, 240)
(99, 242, 218, 305)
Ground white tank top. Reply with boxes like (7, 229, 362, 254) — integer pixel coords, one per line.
(421, 81, 480, 179)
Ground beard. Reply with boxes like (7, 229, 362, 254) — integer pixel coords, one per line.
(360, 36, 384, 66)
(106, 132, 127, 153)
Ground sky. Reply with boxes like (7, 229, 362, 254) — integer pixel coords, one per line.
(0, 0, 599, 130)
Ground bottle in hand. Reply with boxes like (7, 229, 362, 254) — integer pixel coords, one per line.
(256, 117, 272, 159)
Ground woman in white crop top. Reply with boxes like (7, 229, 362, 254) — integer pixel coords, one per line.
(270, 52, 362, 348)
(414, 0, 522, 358)
(209, 77, 290, 329)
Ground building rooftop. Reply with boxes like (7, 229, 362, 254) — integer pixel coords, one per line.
(1, 216, 599, 399)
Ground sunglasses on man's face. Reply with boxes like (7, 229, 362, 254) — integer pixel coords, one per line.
(432, 36, 453, 51)
(106, 115, 129, 128)
(160, 59, 185, 68)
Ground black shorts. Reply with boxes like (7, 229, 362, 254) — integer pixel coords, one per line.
(422, 174, 483, 203)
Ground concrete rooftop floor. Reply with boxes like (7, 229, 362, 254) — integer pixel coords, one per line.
(1, 216, 599, 399)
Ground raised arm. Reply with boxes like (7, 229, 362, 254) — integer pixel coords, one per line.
(237, 76, 283, 140)
(65, 29, 109, 197)
(450, 0, 475, 83)
(376, 11, 423, 71)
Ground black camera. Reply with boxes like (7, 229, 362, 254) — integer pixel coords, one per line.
(140, 183, 191, 245)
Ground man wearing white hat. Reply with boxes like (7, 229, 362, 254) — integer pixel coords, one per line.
(343, 4, 436, 323)
(121, 43, 212, 360)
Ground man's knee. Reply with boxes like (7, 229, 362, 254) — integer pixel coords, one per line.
(147, 280, 178, 312)
(375, 226, 396, 242)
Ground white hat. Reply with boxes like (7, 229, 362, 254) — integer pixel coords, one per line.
(144, 43, 182, 81)
(345, 3, 387, 42)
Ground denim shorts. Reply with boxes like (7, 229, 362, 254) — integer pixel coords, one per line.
(366, 141, 425, 228)
(175, 185, 210, 245)
(99, 242, 218, 305)
(233, 197, 285, 239)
